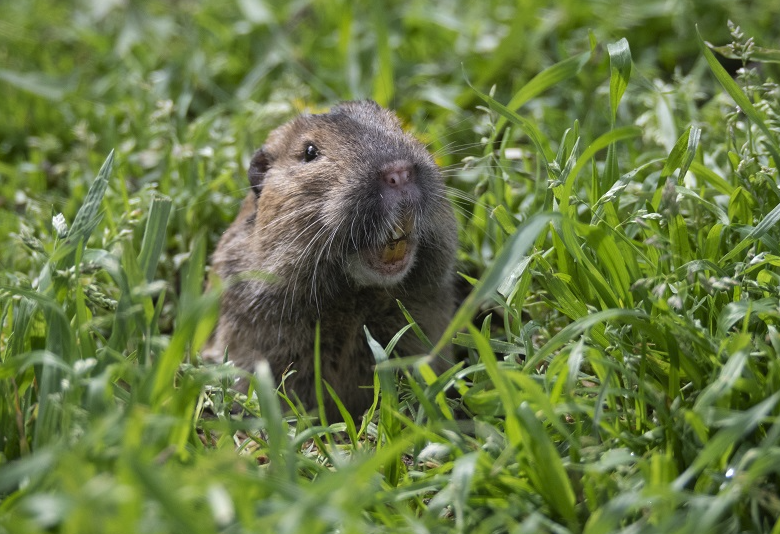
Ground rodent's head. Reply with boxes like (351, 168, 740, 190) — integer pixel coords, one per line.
(248, 100, 455, 289)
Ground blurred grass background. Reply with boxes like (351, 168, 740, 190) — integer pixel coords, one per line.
(2, 0, 778, 257)
(3, 0, 780, 532)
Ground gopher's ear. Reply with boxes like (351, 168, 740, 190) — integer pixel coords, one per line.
(248, 148, 270, 197)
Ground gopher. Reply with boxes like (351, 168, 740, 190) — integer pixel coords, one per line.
(209, 100, 457, 418)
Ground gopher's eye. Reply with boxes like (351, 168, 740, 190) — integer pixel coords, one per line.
(303, 144, 319, 162)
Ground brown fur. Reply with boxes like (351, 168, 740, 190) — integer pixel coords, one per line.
(208, 100, 457, 418)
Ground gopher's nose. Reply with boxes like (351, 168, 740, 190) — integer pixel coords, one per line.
(381, 160, 414, 188)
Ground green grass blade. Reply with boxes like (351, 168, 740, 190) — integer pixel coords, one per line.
(149, 289, 220, 410)
(580, 223, 633, 305)
(717, 298, 778, 335)
(674, 392, 780, 490)
(559, 126, 642, 216)
(323, 381, 359, 445)
(669, 213, 693, 268)
(137, 194, 172, 284)
(608, 38, 632, 123)
(659, 126, 691, 178)
(679, 125, 701, 181)
(694, 333, 750, 408)
(494, 50, 591, 134)
(253, 360, 296, 483)
(689, 161, 734, 196)
(469, 325, 578, 528)
(697, 26, 780, 165)
(515, 403, 578, 528)
(396, 300, 433, 350)
(434, 213, 555, 355)
(674, 186, 729, 225)
(469, 79, 555, 164)
(467, 323, 522, 446)
(720, 199, 780, 264)
(364, 325, 401, 486)
(557, 218, 620, 308)
(63, 150, 114, 262)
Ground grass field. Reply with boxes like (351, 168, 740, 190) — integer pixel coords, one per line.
(3, 0, 780, 532)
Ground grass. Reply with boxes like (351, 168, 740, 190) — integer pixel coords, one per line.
(2, 0, 780, 532)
